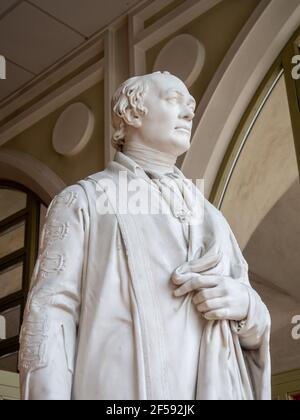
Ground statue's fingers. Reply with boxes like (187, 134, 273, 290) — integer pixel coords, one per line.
(203, 308, 229, 321)
(191, 275, 221, 290)
(172, 272, 199, 286)
(187, 252, 222, 274)
(192, 287, 226, 305)
(196, 297, 227, 313)
(174, 276, 218, 297)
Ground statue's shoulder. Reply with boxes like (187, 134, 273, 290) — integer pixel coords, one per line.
(82, 161, 123, 190)
(203, 195, 221, 216)
(50, 167, 111, 210)
(68, 169, 108, 202)
(50, 182, 89, 211)
(85, 167, 113, 184)
(74, 165, 119, 203)
(203, 196, 229, 227)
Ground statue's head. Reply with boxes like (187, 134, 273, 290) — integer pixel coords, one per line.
(111, 71, 196, 156)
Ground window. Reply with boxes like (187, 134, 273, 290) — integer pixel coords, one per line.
(0, 181, 45, 373)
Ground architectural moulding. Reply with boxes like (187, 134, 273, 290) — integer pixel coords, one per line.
(52, 102, 95, 157)
(104, 29, 117, 164)
(0, 0, 149, 158)
(182, 0, 300, 198)
(153, 34, 205, 88)
(129, 0, 223, 75)
(0, 149, 66, 205)
(0, 58, 104, 148)
(0, 38, 105, 122)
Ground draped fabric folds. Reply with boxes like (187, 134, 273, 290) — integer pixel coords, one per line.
(19, 151, 271, 400)
(140, 165, 271, 400)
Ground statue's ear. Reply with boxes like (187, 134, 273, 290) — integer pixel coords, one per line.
(123, 109, 142, 128)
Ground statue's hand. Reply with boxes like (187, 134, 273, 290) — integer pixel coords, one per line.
(173, 274, 249, 321)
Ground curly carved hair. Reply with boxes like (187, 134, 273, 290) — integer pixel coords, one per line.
(111, 71, 170, 151)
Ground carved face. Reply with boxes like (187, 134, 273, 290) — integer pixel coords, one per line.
(127, 74, 196, 156)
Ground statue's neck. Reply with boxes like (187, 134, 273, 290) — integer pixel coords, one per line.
(123, 142, 177, 176)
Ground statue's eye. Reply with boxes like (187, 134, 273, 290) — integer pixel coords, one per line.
(167, 96, 178, 103)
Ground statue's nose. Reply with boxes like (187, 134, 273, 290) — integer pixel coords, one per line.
(182, 107, 195, 121)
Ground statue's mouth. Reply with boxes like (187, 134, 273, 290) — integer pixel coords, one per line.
(175, 127, 191, 134)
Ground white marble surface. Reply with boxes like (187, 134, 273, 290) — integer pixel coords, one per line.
(19, 72, 271, 400)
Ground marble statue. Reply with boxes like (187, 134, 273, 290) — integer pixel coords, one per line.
(19, 72, 271, 400)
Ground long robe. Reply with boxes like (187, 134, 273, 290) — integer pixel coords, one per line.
(19, 152, 271, 400)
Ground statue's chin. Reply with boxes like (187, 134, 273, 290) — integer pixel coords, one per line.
(173, 137, 191, 157)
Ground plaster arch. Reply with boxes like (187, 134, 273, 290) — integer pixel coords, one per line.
(0, 149, 66, 205)
(182, 0, 300, 198)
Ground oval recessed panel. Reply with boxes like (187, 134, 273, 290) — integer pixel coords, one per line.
(52, 102, 95, 157)
(153, 34, 205, 87)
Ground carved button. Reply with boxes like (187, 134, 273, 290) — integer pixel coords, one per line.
(175, 209, 191, 222)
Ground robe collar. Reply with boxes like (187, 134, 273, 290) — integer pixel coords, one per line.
(114, 151, 186, 182)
